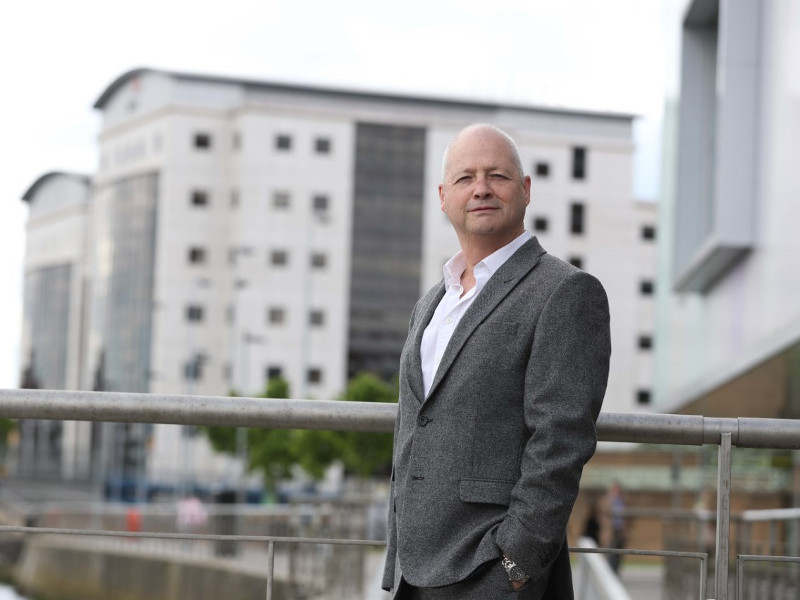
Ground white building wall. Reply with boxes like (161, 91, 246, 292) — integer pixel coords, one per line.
(656, 0, 800, 409)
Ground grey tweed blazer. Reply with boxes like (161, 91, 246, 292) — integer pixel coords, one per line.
(382, 237, 611, 598)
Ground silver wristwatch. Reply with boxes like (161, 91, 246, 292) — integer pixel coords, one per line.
(501, 555, 530, 584)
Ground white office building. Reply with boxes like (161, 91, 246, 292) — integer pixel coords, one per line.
(655, 0, 800, 417)
(20, 68, 656, 487)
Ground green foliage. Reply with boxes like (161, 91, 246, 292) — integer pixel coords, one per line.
(202, 373, 397, 491)
(336, 373, 396, 477)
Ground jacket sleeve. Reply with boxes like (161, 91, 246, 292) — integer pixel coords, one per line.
(382, 299, 421, 591)
(495, 270, 611, 582)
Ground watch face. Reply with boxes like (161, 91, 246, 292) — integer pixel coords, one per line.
(509, 565, 527, 581)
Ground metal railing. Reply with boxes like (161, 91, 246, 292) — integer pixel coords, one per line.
(1, 388, 800, 600)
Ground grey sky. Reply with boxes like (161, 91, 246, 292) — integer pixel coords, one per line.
(0, 0, 678, 388)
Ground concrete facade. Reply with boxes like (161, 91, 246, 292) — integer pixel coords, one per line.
(656, 0, 800, 416)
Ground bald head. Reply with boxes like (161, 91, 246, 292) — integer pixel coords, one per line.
(441, 124, 524, 183)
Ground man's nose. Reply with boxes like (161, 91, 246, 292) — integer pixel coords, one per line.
(472, 175, 493, 198)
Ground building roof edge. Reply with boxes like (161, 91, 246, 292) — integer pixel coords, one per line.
(22, 171, 91, 203)
(92, 67, 637, 122)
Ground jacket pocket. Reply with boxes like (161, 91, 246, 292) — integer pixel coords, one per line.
(459, 478, 515, 506)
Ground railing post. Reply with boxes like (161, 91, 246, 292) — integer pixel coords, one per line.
(265, 540, 275, 600)
(716, 432, 733, 600)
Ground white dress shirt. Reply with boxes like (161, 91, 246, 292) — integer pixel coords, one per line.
(420, 231, 532, 397)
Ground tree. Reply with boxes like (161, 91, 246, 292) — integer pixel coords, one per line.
(335, 373, 396, 477)
(202, 373, 397, 494)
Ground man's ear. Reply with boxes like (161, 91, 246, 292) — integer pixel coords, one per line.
(439, 184, 446, 212)
(523, 176, 531, 206)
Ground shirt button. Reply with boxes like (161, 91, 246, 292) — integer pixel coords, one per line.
(417, 414, 431, 427)
(445, 317, 453, 324)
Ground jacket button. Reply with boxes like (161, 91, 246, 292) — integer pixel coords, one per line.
(417, 414, 430, 427)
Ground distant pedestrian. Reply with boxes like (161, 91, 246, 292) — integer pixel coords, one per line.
(600, 482, 626, 573)
(177, 495, 208, 533)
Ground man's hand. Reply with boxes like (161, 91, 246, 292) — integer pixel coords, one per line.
(511, 580, 525, 591)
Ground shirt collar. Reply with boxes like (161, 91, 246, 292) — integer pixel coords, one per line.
(442, 230, 532, 289)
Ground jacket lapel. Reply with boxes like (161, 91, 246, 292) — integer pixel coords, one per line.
(424, 238, 546, 402)
(407, 282, 445, 404)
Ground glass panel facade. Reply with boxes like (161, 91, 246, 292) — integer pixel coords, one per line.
(96, 172, 159, 394)
(348, 123, 425, 380)
(23, 264, 71, 390)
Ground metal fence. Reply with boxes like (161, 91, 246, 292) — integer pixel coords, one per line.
(1, 388, 800, 600)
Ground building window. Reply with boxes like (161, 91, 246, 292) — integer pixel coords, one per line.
(315, 137, 331, 154)
(188, 247, 206, 264)
(312, 194, 329, 213)
(191, 190, 209, 207)
(309, 309, 325, 326)
(273, 191, 290, 209)
(184, 356, 204, 381)
(638, 335, 653, 350)
(275, 134, 292, 151)
(534, 162, 550, 178)
(570, 203, 585, 235)
(194, 133, 212, 150)
(230, 190, 239, 209)
(641, 225, 656, 241)
(307, 368, 323, 384)
(637, 389, 652, 405)
(270, 250, 288, 266)
(640, 280, 655, 296)
(266, 365, 283, 381)
(571, 146, 587, 180)
(532, 216, 548, 233)
(268, 307, 285, 324)
(568, 256, 583, 269)
(310, 252, 327, 269)
(186, 305, 204, 322)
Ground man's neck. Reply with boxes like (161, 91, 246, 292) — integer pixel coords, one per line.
(457, 229, 524, 270)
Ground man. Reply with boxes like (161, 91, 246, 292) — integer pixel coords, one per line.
(383, 124, 611, 599)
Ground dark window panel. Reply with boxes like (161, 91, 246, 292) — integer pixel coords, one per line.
(637, 389, 652, 405)
(571, 146, 587, 180)
(307, 368, 323, 384)
(194, 133, 212, 150)
(640, 280, 655, 295)
(638, 335, 653, 350)
(266, 365, 283, 380)
(271, 250, 288, 266)
(186, 305, 204, 322)
(313, 194, 329, 213)
(273, 191, 290, 209)
(275, 134, 292, 150)
(642, 225, 656, 241)
(534, 162, 550, 178)
(188, 247, 206, 264)
(310, 310, 325, 326)
(268, 307, 285, 324)
(311, 252, 327, 269)
(532, 216, 548, 232)
(191, 190, 209, 207)
(315, 137, 331, 154)
(568, 256, 583, 269)
(570, 203, 585, 235)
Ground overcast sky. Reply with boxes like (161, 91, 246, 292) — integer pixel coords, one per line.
(0, 0, 685, 388)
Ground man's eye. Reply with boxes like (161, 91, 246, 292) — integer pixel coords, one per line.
(491, 173, 510, 180)
(455, 176, 471, 184)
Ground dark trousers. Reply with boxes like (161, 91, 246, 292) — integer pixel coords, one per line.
(397, 560, 547, 600)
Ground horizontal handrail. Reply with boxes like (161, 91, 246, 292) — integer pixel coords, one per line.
(2, 388, 800, 448)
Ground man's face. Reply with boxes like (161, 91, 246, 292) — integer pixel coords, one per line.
(439, 129, 530, 248)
